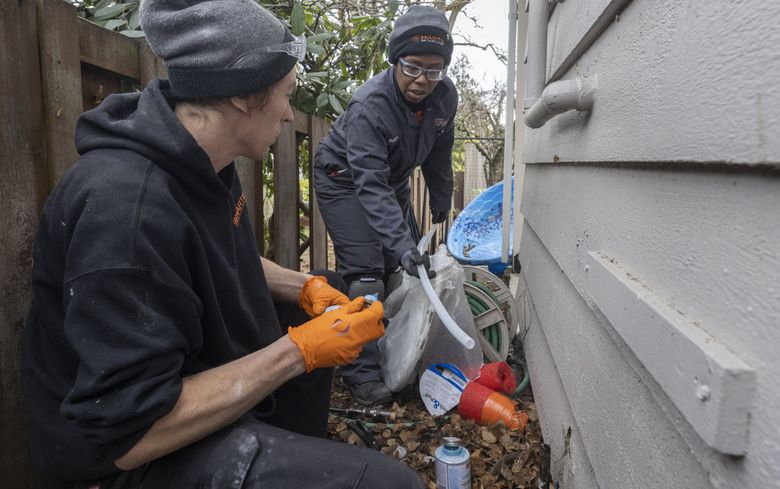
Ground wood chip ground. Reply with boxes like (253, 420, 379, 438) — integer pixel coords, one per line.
(327, 365, 545, 488)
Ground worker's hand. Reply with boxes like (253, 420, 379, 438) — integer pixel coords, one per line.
(288, 297, 385, 372)
(400, 247, 436, 279)
(431, 209, 449, 224)
(299, 275, 349, 317)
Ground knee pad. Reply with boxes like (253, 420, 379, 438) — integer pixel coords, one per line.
(347, 276, 386, 301)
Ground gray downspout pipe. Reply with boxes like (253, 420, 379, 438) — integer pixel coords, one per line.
(524, 78, 597, 128)
(524, 0, 549, 111)
(523, 0, 596, 129)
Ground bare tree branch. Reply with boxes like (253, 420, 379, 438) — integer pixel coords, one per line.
(453, 39, 507, 65)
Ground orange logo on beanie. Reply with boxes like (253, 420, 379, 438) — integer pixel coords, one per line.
(411, 33, 445, 46)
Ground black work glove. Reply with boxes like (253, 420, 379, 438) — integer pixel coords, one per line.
(400, 247, 436, 279)
(431, 209, 449, 224)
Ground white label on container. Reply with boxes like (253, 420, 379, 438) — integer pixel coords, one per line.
(435, 459, 471, 489)
(419, 363, 468, 416)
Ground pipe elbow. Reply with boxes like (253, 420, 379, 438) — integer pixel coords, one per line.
(524, 78, 597, 129)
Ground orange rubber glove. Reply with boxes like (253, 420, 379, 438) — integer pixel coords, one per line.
(288, 296, 385, 372)
(299, 275, 349, 318)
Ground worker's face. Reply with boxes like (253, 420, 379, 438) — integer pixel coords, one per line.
(234, 69, 296, 160)
(395, 54, 446, 104)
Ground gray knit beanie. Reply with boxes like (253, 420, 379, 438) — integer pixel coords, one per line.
(140, 0, 298, 99)
(387, 5, 453, 66)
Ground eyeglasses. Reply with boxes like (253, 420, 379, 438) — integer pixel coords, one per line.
(398, 58, 447, 81)
(229, 33, 307, 68)
(257, 33, 307, 62)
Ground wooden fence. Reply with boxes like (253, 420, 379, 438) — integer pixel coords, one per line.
(0, 1, 458, 486)
(25, 0, 332, 271)
(410, 168, 460, 254)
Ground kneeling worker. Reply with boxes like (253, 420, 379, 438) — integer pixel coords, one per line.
(313, 5, 458, 405)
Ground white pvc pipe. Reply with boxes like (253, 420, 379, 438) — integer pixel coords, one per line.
(501, 0, 519, 264)
(524, 78, 596, 128)
(524, 0, 549, 110)
(512, 4, 529, 260)
(416, 226, 476, 350)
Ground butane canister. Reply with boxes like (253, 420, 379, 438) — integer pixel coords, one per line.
(435, 437, 471, 489)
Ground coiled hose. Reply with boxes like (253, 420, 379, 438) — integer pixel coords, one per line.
(465, 279, 504, 353)
(465, 280, 529, 396)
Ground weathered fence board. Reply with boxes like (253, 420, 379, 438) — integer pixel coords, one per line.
(80, 63, 133, 111)
(453, 170, 464, 213)
(409, 169, 455, 253)
(0, 1, 59, 488)
(272, 122, 300, 270)
(309, 116, 329, 270)
(255, 159, 266, 255)
(37, 0, 83, 186)
(78, 18, 140, 79)
(235, 156, 257, 234)
(139, 42, 167, 87)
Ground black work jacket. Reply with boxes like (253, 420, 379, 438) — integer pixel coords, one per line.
(315, 67, 458, 259)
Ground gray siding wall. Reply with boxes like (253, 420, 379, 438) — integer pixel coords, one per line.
(517, 1, 780, 488)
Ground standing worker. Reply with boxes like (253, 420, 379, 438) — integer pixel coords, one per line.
(313, 5, 458, 405)
(20, 0, 424, 487)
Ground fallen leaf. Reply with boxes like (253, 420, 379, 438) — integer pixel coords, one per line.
(481, 427, 498, 444)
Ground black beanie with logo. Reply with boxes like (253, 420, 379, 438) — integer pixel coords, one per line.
(387, 5, 454, 66)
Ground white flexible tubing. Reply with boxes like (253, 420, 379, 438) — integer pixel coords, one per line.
(415, 225, 476, 350)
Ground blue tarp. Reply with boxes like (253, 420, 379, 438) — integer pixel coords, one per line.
(446, 178, 513, 274)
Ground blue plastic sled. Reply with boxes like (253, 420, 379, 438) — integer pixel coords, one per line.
(446, 178, 513, 275)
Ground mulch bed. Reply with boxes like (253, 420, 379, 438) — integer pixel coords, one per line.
(327, 354, 547, 488)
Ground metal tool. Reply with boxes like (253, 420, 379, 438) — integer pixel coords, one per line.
(345, 419, 380, 450)
(329, 406, 393, 420)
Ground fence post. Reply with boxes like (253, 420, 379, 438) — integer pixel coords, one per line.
(36, 0, 83, 187)
(139, 42, 167, 87)
(0, 1, 58, 487)
(453, 170, 464, 213)
(308, 116, 329, 271)
(255, 159, 266, 256)
(272, 122, 299, 270)
(234, 156, 257, 233)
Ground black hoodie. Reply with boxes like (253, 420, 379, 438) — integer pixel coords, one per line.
(21, 80, 281, 480)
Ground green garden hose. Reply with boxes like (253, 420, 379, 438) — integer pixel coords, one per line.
(465, 280, 531, 396)
(508, 358, 530, 396)
(465, 280, 503, 354)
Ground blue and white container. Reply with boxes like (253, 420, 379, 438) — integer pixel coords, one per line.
(435, 437, 471, 489)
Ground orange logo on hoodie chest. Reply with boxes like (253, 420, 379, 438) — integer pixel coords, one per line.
(232, 195, 247, 227)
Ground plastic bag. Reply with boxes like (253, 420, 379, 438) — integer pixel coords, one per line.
(379, 245, 483, 392)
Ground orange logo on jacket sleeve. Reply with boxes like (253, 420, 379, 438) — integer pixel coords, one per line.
(232, 194, 247, 227)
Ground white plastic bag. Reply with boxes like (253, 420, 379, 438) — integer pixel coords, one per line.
(379, 245, 483, 392)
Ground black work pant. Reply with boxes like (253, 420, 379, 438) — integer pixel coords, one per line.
(314, 165, 413, 386)
(69, 270, 422, 489)
(92, 417, 423, 489)
(313, 166, 412, 281)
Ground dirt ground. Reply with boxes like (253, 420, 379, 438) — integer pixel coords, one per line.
(327, 347, 547, 489)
